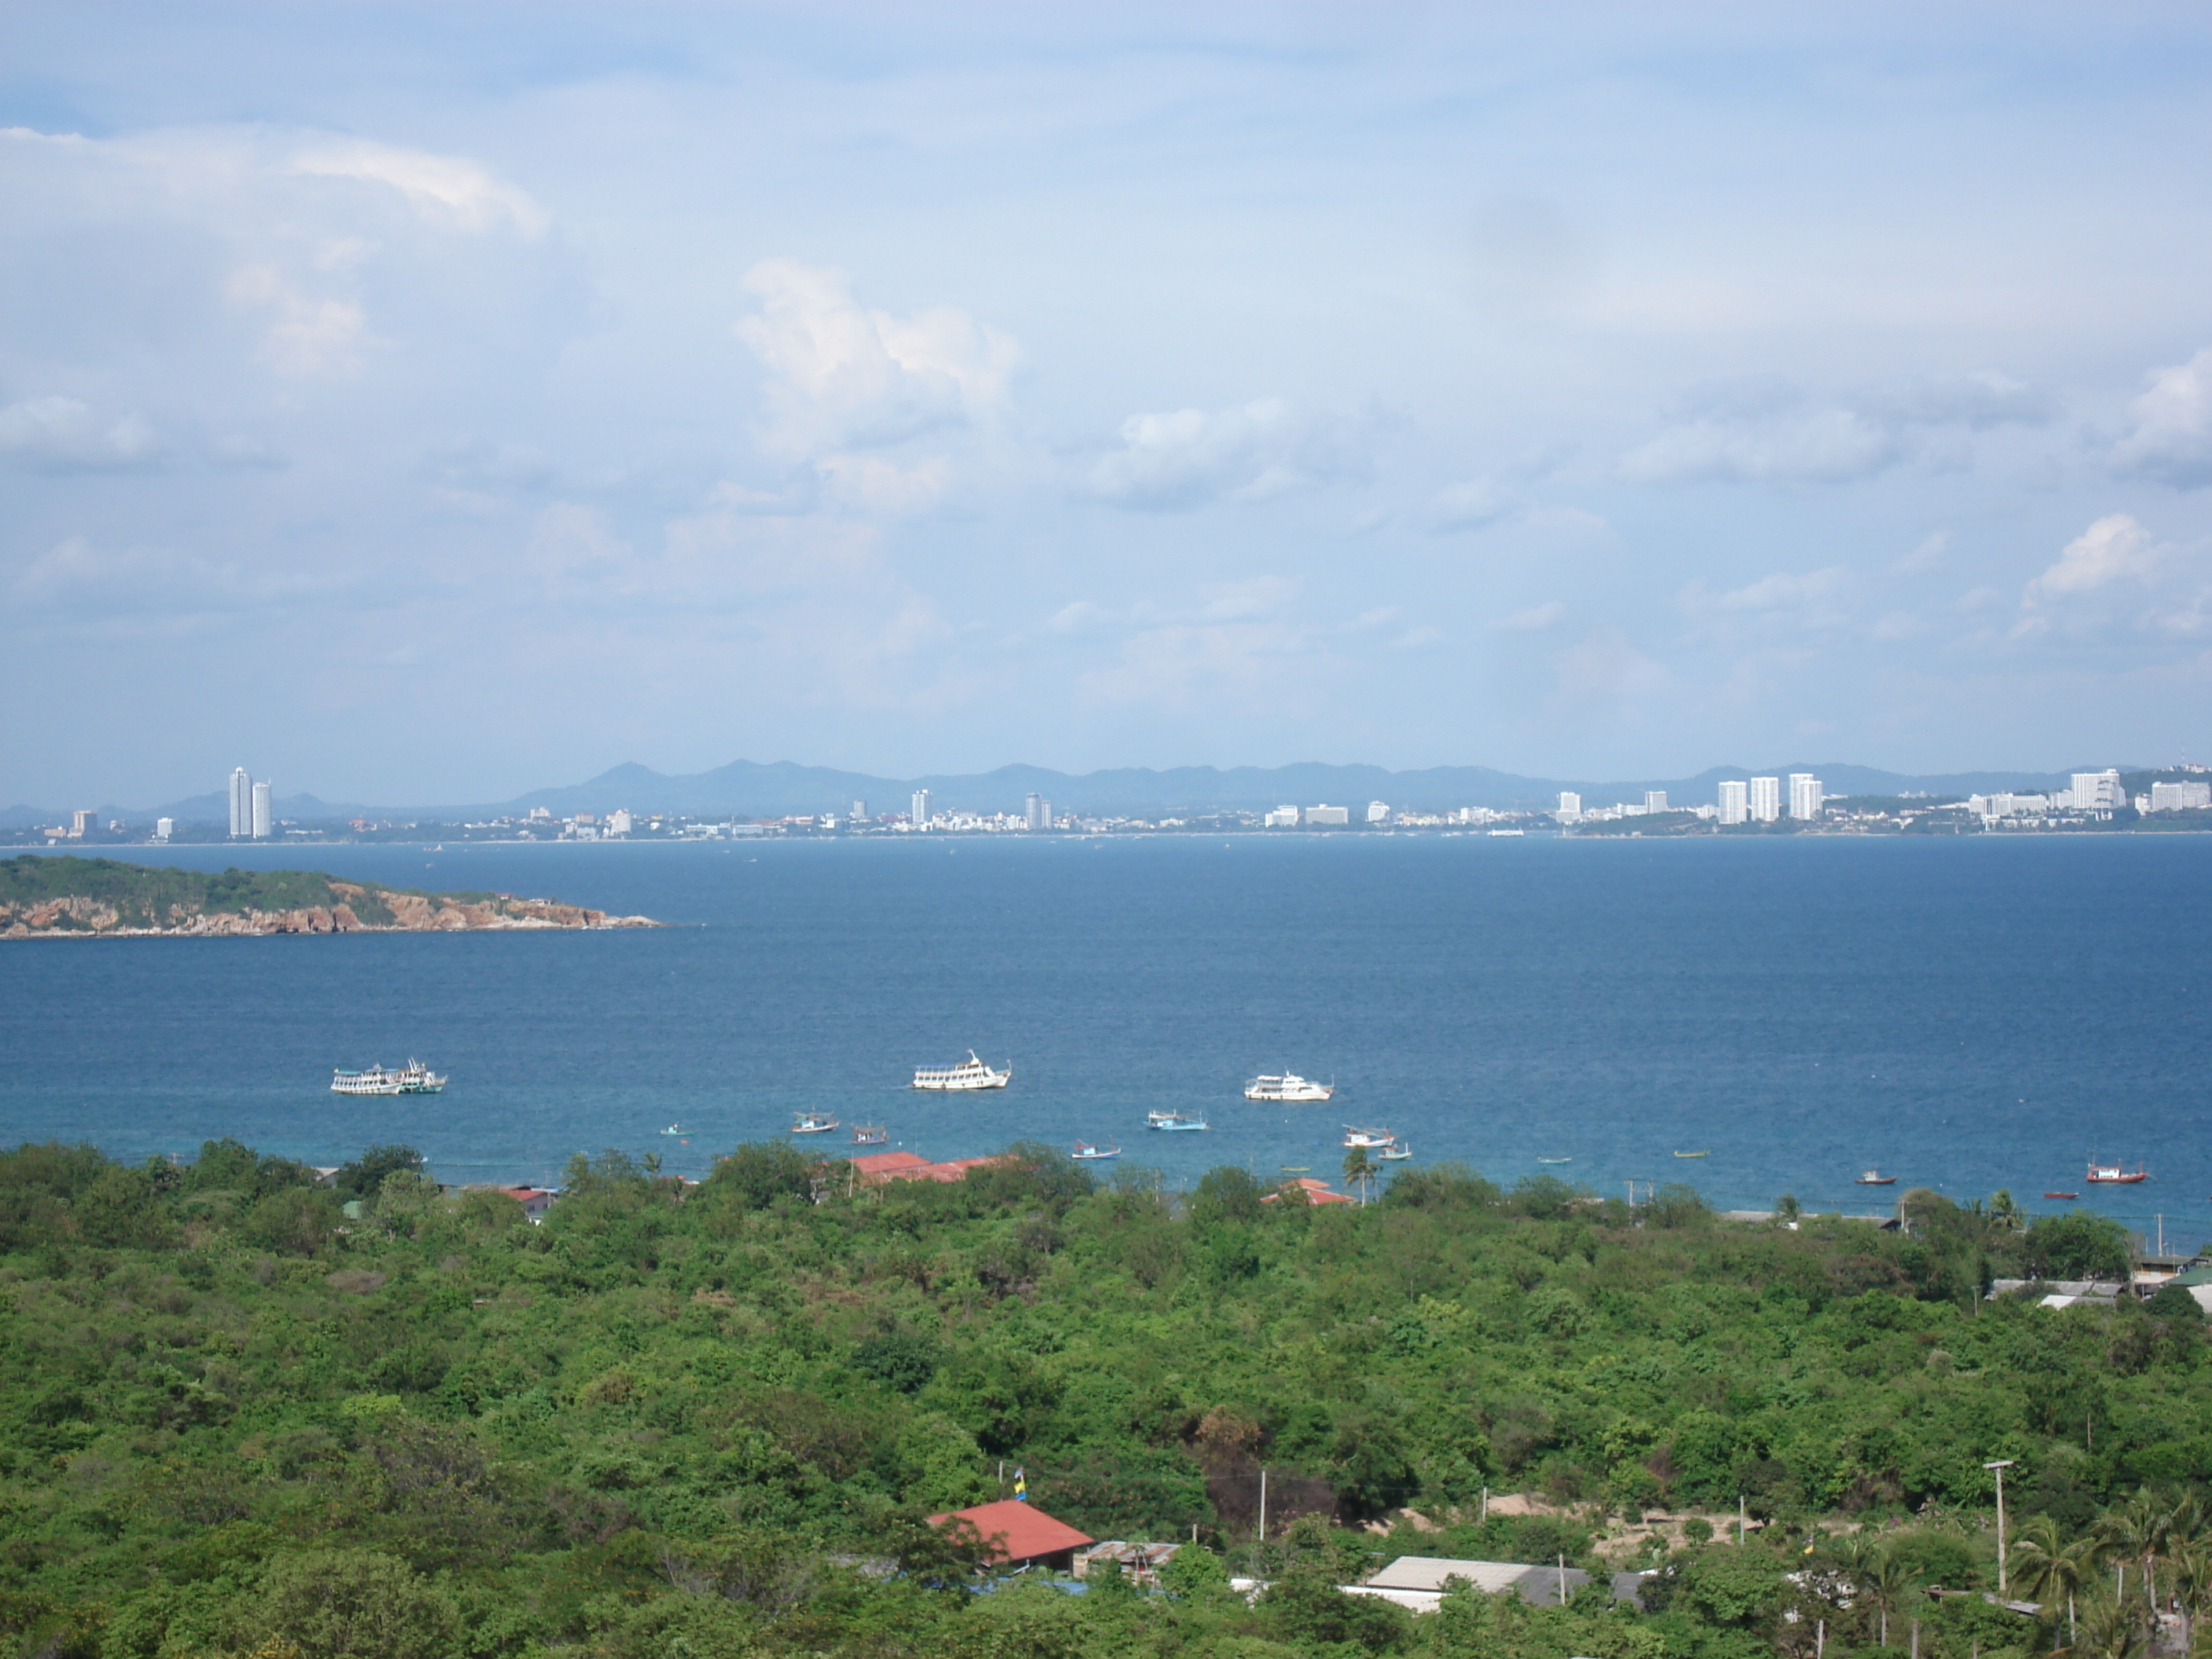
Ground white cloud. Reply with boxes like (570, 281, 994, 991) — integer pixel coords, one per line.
(14, 534, 340, 621)
(1086, 398, 1360, 510)
(2111, 348, 2212, 487)
(1706, 566, 1850, 616)
(0, 397, 159, 472)
(736, 260, 1018, 463)
(1428, 478, 1518, 532)
(228, 265, 369, 376)
(1623, 408, 1899, 485)
(1503, 600, 1567, 632)
(1623, 370, 2047, 487)
(1895, 530, 1949, 573)
(289, 140, 548, 236)
(2024, 513, 2158, 604)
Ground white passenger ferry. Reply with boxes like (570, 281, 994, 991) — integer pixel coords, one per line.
(329, 1060, 446, 1096)
(1244, 1072, 1334, 1103)
(331, 1065, 402, 1096)
(911, 1051, 1011, 1091)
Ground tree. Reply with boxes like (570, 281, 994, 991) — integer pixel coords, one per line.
(1344, 1145, 1374, 1206)
(331, 1145, 425, 1203)
(2012, 1516, 2097, 1646)
(247, 1549, 458, 1659)
(1859, 1545, 1920, 1648)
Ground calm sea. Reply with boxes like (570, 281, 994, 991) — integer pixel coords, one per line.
(3, 833, 2207, 1240)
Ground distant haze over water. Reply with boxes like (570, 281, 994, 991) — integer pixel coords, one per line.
(3, 836, 2206, 1243)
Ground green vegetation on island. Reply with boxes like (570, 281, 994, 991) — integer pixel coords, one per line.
(0, 855, 649, 936)
(0, 1138, 2202, 1659)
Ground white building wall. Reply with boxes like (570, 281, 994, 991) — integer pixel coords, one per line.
(229, 767, 252, 837)
(1367, 800, 1390, 825)
(1555, 791, 1581, 823)
(250, 781, 273, 839)
(1788, 774, 1823, 820)
(910, 789, 932, 827)
(1717, 781, 1748, 825)
(1749, 777, 1782, 822)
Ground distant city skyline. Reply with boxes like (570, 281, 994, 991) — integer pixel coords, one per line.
(5, 5, 2210, 805)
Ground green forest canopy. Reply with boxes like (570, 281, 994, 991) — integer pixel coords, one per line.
(0, 1137, 2198, 1659)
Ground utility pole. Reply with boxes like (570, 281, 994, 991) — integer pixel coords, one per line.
(1984, 1460, 2016, 1596)
(1258, 1468, 1268, 1545)
(1481, 1486, 1489, 1524)
(1738, 1496, 1747, 1545)
(1558, 1555, 1567, 1605)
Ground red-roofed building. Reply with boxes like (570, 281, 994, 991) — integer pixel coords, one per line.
(850, 1150, 1010, 1186)
(485, 1187, 558, 1221)
(928, 1500, 1094, 1570)
(1262, 1177, 1356, 1207)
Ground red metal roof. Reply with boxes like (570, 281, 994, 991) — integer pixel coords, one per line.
(928, 1500, 1094, 1563)
(1262, 1177, 1356, 1206)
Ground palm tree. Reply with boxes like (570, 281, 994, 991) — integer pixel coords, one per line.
(2097, 1490, 2183, 1643)
(1342, 1145, 1373, 1205)
(2013, 1516, 2097, 1649)
(2163, 1535, 2212, 1654)
(1860, 1544, 1919, 1650)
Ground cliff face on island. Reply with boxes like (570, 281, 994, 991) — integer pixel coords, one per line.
(0, 856, 657, 938)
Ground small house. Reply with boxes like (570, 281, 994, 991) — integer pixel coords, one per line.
(927, 1500, 1093, 1573)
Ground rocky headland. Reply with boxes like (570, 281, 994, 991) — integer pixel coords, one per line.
(0, 855, 658, 939)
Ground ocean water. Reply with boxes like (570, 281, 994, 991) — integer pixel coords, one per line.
(3, 833, 2207, 1240)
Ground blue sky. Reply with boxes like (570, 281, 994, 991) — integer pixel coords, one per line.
(5, 2, 2212, 805)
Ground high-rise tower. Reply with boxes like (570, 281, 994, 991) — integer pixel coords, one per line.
(229, 768, 252, 837)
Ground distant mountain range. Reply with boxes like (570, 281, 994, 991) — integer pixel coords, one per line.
(4, 757, 2093, 827)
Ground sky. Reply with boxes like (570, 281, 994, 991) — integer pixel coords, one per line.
(5, 2, 2212, 808)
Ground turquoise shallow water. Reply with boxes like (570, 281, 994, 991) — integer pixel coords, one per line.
(2, 833, 2207, 1241)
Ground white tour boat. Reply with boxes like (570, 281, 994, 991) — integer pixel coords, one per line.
(331, 1060, 445, 1096)
(911, 1051, 1012, 1091)
(331, 1065, 403, 1096)
(1244, 1072, 1334, 1103)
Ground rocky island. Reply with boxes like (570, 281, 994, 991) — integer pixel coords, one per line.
(0, 855, 658, 938)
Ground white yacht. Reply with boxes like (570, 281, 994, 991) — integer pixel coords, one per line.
(911, 1051, 1011, 1091)
(1244, 1072, 1334, 1103)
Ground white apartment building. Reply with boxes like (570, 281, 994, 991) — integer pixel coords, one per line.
(2068, 769, 2125, 811)
(1025, 793, 1052, 830)
(1645, 791, 1668, 813)
(1306, 804, 1350, 826)
(1367, 800, 1391, 825)
(2149, 780, 2212, 812)
(1555, 791, 1582, 823)
(1969, 793, 2052, 819)
(229, 767, 253, 837)
(1749, 777, 1782, 823)
(1264, 805, 1301, 827)
(1788, 774, 1823, 821)
(910, 789, 932, 828)
(251, 781, 273, 840)
(1717, 781, 1749, 825)
(607, 809, 635, 836)
(156, 817, 174, 840)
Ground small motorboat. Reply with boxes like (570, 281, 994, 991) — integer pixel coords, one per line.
(851, 1124, 888, 1145)
(789, 1111, 840, 1135)
(2043, 1191, 2079, 1200)
(2086, 1160, 2149, 1185)
(1145, 1111, 1209, 1132)
(1071, 1141, 1121, 1160)
(1342, 1126, 1397, 1149)
(1536, 1156, 1572, 1165)
(658, 1124, 687, 1136)
(1673, 1150, 1710, 1159)
(1855, 1170, 1897, 1185)
(1376, 1143, 1412, 1162)
(1280, 1165, 1309, 1173)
